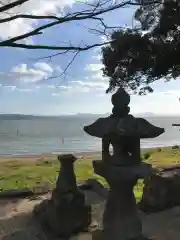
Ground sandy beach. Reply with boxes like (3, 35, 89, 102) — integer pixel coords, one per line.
(0, 151, 102, 163)
(0, 145, 169, 163)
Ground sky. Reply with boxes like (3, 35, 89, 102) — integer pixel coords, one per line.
(0, 0, 179, 116)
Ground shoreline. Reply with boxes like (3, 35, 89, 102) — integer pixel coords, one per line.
(0, 142, 178, 158)
(0, 142, 179, 158)
(0, 151, 102, 163)
(0, 145, 177, 163)
(0, 150, 102, 158)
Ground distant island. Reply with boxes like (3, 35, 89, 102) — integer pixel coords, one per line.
(0, 113, 179, 120)
(0, 113, 107, 120)
(0, 114, 41, 120)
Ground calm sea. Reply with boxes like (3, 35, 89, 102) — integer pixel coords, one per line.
(0, 115, 180, 156)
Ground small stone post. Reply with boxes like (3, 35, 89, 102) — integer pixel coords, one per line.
(52, 154, 80, 197)
(34, 154, 91, 239)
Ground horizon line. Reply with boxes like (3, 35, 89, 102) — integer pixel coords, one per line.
(0, 113, 179, 117)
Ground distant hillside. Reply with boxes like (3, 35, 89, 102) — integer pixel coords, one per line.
(0, 113, 179, 120)
(0, 113, 110, 120)
(0, 114, 43, 120)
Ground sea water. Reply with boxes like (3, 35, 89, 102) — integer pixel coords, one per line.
(0, 115, 179, 156)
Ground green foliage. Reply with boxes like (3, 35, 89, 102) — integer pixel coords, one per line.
(172, 145, 179, 150)
(143, 152, 151, 160)
(102, 1, 180, 93)
(102, 29, 156, 93)
(157, 148, 162, 152)
(134, 1, 162, 31)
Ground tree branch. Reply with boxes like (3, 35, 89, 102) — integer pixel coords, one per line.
(0, 0, 28, 13)
(0, 40, 114, 51)
(0, 0, 162, 52)
(35, 50, 71, 62)
(0, 1, 132, 45)
(48, 51, 81, 81)
(0, 14, 62, 24)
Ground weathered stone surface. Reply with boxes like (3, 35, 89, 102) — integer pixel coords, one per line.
(83, 88, 165, 240)
(34, 197, 91, 238)
(111, 88, 130, 117)
(93, 161, 152, 182)
(1, 230, 39, 240)
(85, 178, 108, 199)
(139, 165, 180, 213)
(34, 154, 91, 238)
(93, 162, 152, 240)
(3, 195, 180, 240)
(83, 115, 164, 140)
(102, 185, 143, 240)
(0, 185, 54, 200)
(0, 189, 33, 199)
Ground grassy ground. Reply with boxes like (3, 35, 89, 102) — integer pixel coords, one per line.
(0, 146, 180, 201)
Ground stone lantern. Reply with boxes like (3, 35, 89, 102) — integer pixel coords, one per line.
(84, 88, 165, 240)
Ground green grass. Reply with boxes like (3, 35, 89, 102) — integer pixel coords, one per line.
(0, 146, 180, 201)
(0, 156, 97, 192)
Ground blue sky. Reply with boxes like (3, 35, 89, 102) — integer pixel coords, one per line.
(0, 0, 179, 116)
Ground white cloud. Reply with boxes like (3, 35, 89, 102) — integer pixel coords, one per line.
(157, 90, 180, 97)
(33, 62, 54, 73)
(11, 62, 53, 83)
(47, 84, 56, 89)
(131, 89, 180, 115)
(71, 80, 107, 90)
(0, 0, 75, 42)
(50, 79, 108, 97)
(86, 63, 103, 72)
(0, 62, 61, 86)
(52, 92, 61, 97)
(3, 86, 17, 92)
(0, 63, 88, 94)
(91, 72, 106, 81)
(64, 50, 109, 95)
(17, 88, 37, 92)
(85, 46, 108, 83)
(58, 84, 90, 94)
(92, 55, 101, 61)
(85, 58, 109, 84)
